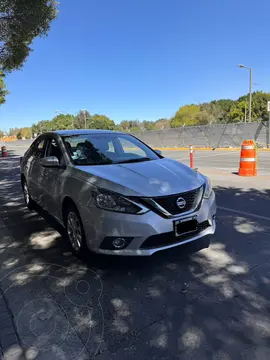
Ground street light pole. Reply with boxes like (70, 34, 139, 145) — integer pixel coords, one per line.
(249, 67, 252, 123)
(237, 64, 253, 122)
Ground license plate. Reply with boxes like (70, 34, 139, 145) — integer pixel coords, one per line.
(174, 217, 198, 237)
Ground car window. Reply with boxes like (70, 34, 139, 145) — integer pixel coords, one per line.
(46, 138, 63, 162)
(108, 141, 115, 152)
(118, 137, 147, 157)
(31, 138, 46, 159)
(62, 133, 159, 165)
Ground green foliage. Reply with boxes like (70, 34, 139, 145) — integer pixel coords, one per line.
(229, 101, 248, 122)
(9, 126, 31, 139)
(30, 111, 116, 135)
(211, 99, 235, 118)
(90, 114, 115, 130)
(170, 105, 201, 128)
(51, 114, 75, 130)
(249, 91, 270, 120)
(119, 120, 141, 131)
(20, 127, 32, 138)
(75, 110, 91, 129)
(9, 127, 20, 136)
(141, 121, 155, 131)
(233, 91, 270, 121)
(9, 91, 270, 138)
(170, 92, 270, 127)
(0, 72, 9, 104)
(197, 103, 224, 124)
(0, 0, 58, 71)
(154, 118, 170, 129)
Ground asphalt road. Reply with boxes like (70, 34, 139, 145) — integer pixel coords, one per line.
(1, 147, 270, 359)
(162, 149, 270, 174)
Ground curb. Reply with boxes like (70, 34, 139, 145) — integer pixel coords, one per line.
(0, 218, 25, 359)
(153, 147, 270, 151)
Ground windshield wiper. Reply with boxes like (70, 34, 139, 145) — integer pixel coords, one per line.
(116, 157, 152, 164)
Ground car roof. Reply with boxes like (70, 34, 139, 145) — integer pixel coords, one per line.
(52, 129, 124, 136)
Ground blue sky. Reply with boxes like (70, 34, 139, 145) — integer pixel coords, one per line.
(2, 0, 270, 129)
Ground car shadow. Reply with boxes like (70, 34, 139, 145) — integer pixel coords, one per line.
(1, 154, 270, 359)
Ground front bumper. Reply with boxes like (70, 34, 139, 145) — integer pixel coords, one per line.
(80, 191, 216, 256)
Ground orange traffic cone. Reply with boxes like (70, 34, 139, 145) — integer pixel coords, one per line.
(238, 140, 257, 176)
(1, 146, 7, 158)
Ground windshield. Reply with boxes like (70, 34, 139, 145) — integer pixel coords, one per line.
(62, 133, 160, 166)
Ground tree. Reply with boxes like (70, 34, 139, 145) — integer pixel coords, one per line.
(154, 118, 170, 129)
(119, 121, 131, 131)
(75, 110, 91, 129)
(197, 103, 225, 124)
(229, 101, 248, 122)
(118, 120, 141, 131)
(30, 111, 116, 135)
(0, 72, 9, 104)
(211, 99, 234, 120)
(170, 105, 201, 128)
(141, 121, 155, 131)
(21, 127, 32, 138)
(90, 114, 115, 130)
(249, 91, 270, 120)
(0, 0, 58, 71)
(51, 114, 75, 130)
(234, 91, 270, 121)
(31, 120, 51, 135)
(31, 124, 39, 137)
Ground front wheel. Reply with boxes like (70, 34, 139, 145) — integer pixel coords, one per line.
(64, 205, 88, 257)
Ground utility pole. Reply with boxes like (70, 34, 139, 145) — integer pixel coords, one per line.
(82, 109, 87, 129)
(267, 101, 270, 148)
(266, 111, 270, 148)
(237, 64, 253, 122)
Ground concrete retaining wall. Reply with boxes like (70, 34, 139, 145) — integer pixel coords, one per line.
(1, 122, 269, 149)
(133, 122, 269, 148)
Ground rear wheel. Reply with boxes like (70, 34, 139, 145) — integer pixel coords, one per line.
(64, 204, 88, 257)
(22, 177, 33, 210)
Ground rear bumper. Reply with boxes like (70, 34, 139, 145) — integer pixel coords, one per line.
(80, 191, 216, 256)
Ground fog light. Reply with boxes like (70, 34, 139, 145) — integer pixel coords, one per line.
(112, 238, 126, 249)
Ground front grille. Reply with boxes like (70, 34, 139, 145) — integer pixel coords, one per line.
(151, 186, 203, 216)
(140, 220, 210, 249)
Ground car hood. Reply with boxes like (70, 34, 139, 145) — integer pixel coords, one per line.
(75, 158, 205, 197)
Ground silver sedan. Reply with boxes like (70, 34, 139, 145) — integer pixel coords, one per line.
(20, 130, 216, 257)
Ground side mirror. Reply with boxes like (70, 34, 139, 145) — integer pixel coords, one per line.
(155, 149, 162, 156)
(40, 156, 60, 168)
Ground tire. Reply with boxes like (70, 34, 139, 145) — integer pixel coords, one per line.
(22, 177, 34, 210)
(64, 204, 88, 257)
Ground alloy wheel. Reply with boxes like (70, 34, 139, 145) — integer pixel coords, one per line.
(23, 181, 30, 205)
(67, 211, 83, 252)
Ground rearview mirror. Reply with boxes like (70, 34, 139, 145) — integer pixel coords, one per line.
(40, 156, 60, 168)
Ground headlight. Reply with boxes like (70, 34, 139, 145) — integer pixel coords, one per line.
(204, 176, 212, 199)
(93, 189, 149, 214)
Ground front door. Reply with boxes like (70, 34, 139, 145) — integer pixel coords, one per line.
(38, 137, 66, 221)
(27, 136, 47, 203)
